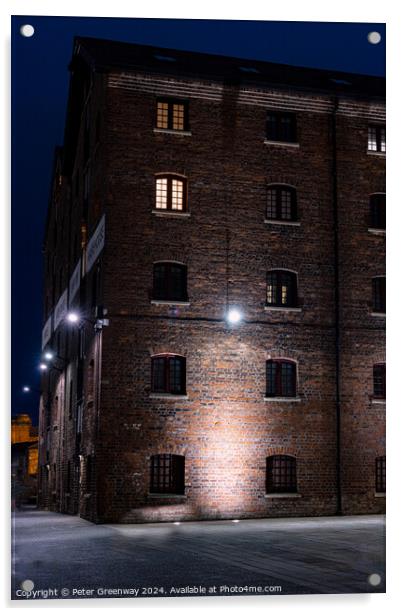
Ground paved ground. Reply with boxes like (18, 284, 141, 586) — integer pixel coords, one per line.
(11, 509, 385, 600)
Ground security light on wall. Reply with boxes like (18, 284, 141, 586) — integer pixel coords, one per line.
(226, 308, 243, 325)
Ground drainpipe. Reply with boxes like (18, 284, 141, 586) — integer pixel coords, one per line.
(331, 96, 342, 516)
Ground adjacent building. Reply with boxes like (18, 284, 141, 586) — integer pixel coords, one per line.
(12, 414, 39, 506)
(38, 37, 385, 523)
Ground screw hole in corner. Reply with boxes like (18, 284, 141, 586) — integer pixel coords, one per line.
(367, 31, 381, 45)
(20, 24, 35, 38)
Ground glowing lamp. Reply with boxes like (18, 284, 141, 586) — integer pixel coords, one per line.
(22, 386, 30, 393)
(43, 351, 54, 361)
(39, 363, 48, 371)
(226, 308, 242, 324)
(66, 312, 79, 323)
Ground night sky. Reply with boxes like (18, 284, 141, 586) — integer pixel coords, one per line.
(11, 16, 385, 424)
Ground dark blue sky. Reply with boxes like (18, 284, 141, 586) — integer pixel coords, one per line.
(11, 16, 385, 423)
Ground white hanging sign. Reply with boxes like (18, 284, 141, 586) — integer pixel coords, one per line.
(86, 215, 105, 273)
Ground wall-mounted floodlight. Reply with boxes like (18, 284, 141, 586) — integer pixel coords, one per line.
(39, 363, 48, 372)
(43, 351, 54, 361)
(226, 308, 242, 325)
(66, 311, 80, 324)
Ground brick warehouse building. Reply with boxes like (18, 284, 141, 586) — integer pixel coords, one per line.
(37, 37, 385, 523)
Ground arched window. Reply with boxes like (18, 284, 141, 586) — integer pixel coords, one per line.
(155, 175, 187, 211)
(150, 454, 185, 495)
(266, 360, 297, 397)
(373, 363, 386, 399)
(372, 276, 386, 313)
(266, 185, 297, 222)
(153, 262, 188, 302)
(375, 456, 386, 493)
(151, 354, 186, 395)
(266, 455, 297, 493)
(266, 270, 298, 307)
(369, 193, 385, 230)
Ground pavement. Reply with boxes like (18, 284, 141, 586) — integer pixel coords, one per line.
(11, 509, 385, 600)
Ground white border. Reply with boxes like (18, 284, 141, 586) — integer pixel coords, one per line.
(2, 2, 401, 614)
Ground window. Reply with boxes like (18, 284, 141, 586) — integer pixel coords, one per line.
(372, 276, 386, 313)
(151, 355, 186, 395)
(153, 262, 188, 302)
(266, 112, 297, 143)
(368, 125, 386, 153)
(155, 175, 187, 211)
(266, 270, 298, 307)
(150, 454, 185, 494)
(156, 99, 189, 131)
(370, 194, 386, 230)
(266, 360, 297, 398)
(375, 456, 386, 493)
(266, 186, 297, 221)
(266, 455, 297, 493)
(373, 363, 386, 399)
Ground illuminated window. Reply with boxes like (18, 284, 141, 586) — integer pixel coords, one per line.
(266, 360, 297, 398)
(372, 276, 386, 313)
(151, 354, 186, 395)
(373, 363, 386, 399)
(266, 270, 298, 307)
(156, 99, 189, 131)
(370, 194, 386, 229)
(375, 456, 386, 493)
(150, 454, 185, 495)
(266, 112, 297, 143)
(155, 175, 187, 211)
(368, 125, 386, 152)
(153, 262, 187, 302)
(266, 455, 297, 493)
(266, 186, 297, 221)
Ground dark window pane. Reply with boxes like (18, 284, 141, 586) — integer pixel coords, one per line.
(169, 356, 185, 394)
(375, 456, 386, 492)
(266, 455, 297, 493)
(153, 263, 187, 301)
(373, 364, 386, 399)
(370, 194, 386, 229)
(152, 357, 166, 392)
(372, 277, 386, 313)
(266, 361, 277, 396)
(266, 360, 296, 397)
(266, 112, 297, 143)
(150, 454, 185, 494)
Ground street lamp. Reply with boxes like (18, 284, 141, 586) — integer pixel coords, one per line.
(39, 363, 48, 372)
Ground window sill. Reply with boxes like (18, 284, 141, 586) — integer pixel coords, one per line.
(367, 150, 386, 157)
(153, 128, 192, 136)
(264, 397, 301, 402)
(370, 312, 386, 318)
(149, 393, 189, 400)
(152, 209, 191, 218)
(264, 493, 301, 499)
(148, 493, 187, 499)
(264, 306, 302, 313)
(368, 228, 386, 236)
(264, 140, 300, 148)
(151, 300, 190, 306)
(371, 398, 386, 405)
(374, 492, 386, 498)
(264, 219, 301, 227)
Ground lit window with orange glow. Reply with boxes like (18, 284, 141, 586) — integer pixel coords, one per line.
(156, 99, 189, 131)
(155, 175, 187, 212)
